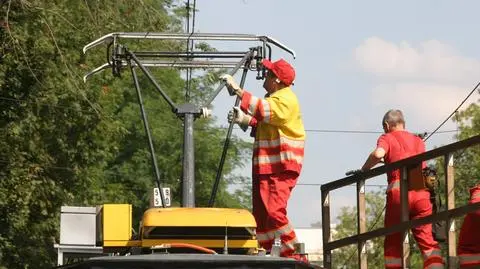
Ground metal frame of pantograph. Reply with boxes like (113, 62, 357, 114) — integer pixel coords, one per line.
(82, 32, 296, 208)
(321, 134, 480, 269)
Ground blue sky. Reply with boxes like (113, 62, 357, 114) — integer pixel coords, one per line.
(192, 0, 480, 227)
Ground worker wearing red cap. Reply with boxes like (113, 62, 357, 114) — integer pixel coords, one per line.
(360, 109, 444, 269)
(221, 58, 305, 260)
(458, 185, 480, 268)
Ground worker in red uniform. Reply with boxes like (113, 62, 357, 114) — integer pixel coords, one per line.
(360, 109, 444, 269)
(221, 58, 305, 260)
(458, 185, 480, 268)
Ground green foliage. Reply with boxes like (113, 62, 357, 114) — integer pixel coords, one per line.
(432, 100, 480, 262)
(450, 101, 480, 206)
(0, 1, 251, 268)
(431, 101, 479, 253)
(331, 191, 425, 268)
(332, 191, 385, 268)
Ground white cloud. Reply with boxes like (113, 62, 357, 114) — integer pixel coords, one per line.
(371, 83, 467, 129)
(354, 37, 480, 84)
(354, 37, 479, 128)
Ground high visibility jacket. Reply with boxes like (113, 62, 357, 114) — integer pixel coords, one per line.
(240, 87, 305, 175)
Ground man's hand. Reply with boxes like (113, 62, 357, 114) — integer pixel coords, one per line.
(220, 74, 243, 97)
(227, 107, 251, 131)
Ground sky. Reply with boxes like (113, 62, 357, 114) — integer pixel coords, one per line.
(189, 0, 480, 228)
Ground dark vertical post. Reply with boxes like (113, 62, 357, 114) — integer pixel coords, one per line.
(357, 178, 367, 269)
(322, 189, 332, 269)
(400, 166, 410, 268)
(183, 112, 195, 207)
(445, 153, 456, 268)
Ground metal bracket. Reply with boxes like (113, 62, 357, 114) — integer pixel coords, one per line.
(83, 32, 296, 58)
(82, 32, 295, 82)
(83, 61, 244, 82)
(175, 103, 201, 116)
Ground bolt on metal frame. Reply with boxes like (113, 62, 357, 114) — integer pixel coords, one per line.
(321, 135, 480, 269)
(82, 32, 296, 208)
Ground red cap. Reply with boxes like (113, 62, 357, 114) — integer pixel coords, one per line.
(262, 58, 295, 86)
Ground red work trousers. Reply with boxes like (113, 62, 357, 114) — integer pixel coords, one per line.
(384, 181, 444, 269)
(458, 186, 480, 268)
(253, 171, 298, 257)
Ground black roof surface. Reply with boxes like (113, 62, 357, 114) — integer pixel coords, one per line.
(55, 253, 322, 269)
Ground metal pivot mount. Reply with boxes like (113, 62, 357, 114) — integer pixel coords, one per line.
(83, 32, 296, 208)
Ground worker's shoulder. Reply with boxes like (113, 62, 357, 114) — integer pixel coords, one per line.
(388, 130, 424, 143)
(269, 87, 298, 100)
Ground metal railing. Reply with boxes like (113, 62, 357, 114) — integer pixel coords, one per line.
(321, 135, 480, 269)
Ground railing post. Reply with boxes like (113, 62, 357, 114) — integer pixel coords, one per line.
(445, 153, 456, 268)
(357, 178, 368, 269)
(322, 190, 332, 269)
(401, 166, 410, 268)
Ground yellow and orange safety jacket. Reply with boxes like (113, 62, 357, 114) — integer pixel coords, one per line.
(240, 86, 305, 175)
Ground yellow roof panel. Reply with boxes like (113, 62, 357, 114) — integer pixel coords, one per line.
(142, 207, 256, 228)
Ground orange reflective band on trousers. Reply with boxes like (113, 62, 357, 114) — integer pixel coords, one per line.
(458, 253, 480, 268)
(384, 256, 402, 268)
(256, 223, 295, 242)
(253, 171, 298, 257)
(423, 249, 444, 269)
(384, 187, 444, 269)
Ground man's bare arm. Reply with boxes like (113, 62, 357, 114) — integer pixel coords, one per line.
(361, 147, 386, 171)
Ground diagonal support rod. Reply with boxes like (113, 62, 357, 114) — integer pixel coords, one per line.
(204, 50, 254, 107)
(208, 65, 250, 207)
(127, 50, 178, 111)
(129, 61, 166, 208)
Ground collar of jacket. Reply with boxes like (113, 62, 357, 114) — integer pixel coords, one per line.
(269, 86, 291, 97)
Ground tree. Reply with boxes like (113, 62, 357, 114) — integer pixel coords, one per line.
(431, 101, 479, 229)
(332, 191, 385, 269)
(0, 1, 251, 268)
(450, 101, 480, 206)
(432, 101, 480, 265)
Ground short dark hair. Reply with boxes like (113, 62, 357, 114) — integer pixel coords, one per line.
(382, 109, 405, 127)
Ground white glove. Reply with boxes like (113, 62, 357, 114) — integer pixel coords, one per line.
(220, 74, 242, 96)
(227, 107, 251, 131)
